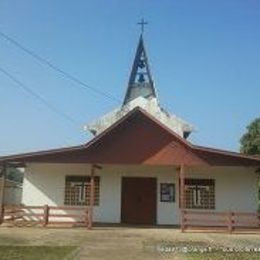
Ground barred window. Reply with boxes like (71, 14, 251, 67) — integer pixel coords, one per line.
(64, 176, 100, 206)
(184, 179, 215, 209)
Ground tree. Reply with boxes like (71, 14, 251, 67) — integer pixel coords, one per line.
(240, 118, 260, 155)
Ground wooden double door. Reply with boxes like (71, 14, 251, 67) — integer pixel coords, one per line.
(121, 177, 157, 225)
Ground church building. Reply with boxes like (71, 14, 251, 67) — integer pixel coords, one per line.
(0, 31, 260, 228)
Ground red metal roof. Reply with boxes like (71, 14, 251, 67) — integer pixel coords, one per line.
(0, 107, 259, 166)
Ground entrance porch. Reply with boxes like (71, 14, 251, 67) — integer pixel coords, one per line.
(2, 163, 255, 227)
(21, 164, 180, 225)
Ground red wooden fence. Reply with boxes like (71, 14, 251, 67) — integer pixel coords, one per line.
(182, 210, 260, 233)
(1, 205, 91, 228)
(2, 206, 260, 233)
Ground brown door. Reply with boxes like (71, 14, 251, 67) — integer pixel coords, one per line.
(121, 177, 157, 225)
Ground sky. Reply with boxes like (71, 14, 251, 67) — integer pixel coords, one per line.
(0, 0, 259, 155)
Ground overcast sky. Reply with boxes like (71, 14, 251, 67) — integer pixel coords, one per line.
(0, 0, 259, 155)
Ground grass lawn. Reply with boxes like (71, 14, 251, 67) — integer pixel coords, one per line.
(0, 227, 260, 259)
(0, 246, 77, 260)
(0, 245, 259, 260)
(187, 252, 260, 259)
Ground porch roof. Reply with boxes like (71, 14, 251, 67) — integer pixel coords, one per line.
(0, 107, 260, 167)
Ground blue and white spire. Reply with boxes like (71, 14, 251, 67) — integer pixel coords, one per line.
(123, 34, 156, 105)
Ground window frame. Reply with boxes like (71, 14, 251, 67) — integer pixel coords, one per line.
(179, 178, 215, 210)
(64, 175, 100, 206)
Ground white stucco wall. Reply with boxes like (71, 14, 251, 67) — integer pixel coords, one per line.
(22, 164, 258, 225)
(185, 167, 258, 212)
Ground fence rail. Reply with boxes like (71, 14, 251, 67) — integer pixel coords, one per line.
(1, 205, 91, 228)
(182, 210, 260, 233)
(2, 206, 260, 233)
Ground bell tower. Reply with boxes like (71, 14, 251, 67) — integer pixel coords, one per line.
(86, 20, 194, 138)
(123, 33, 156, 105)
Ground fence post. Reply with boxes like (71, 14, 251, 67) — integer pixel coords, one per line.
(0, 163, 7, 225)
(179, 164, 186, 232)
(181, 210, 186, 232)
(43, 205, 49, 227)
(0, 204, 4, 225)
(228, 211, 233, 234)
(84, 207, 89, 228)
(88, 165, 95, 230)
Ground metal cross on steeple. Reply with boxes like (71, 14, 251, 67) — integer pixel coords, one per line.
(137, 18, 148, 34)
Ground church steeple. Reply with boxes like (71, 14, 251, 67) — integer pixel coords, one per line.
(123, 33, 156, 105)
(86, 22, 194, 138)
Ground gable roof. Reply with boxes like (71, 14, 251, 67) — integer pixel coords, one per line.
(0, 107, 260, 166)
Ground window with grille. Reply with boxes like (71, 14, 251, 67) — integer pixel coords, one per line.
(64, 176, 100, 206)
(183, 179, 215, 209)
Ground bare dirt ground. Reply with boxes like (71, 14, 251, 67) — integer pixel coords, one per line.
(0, 226, 260, 259)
